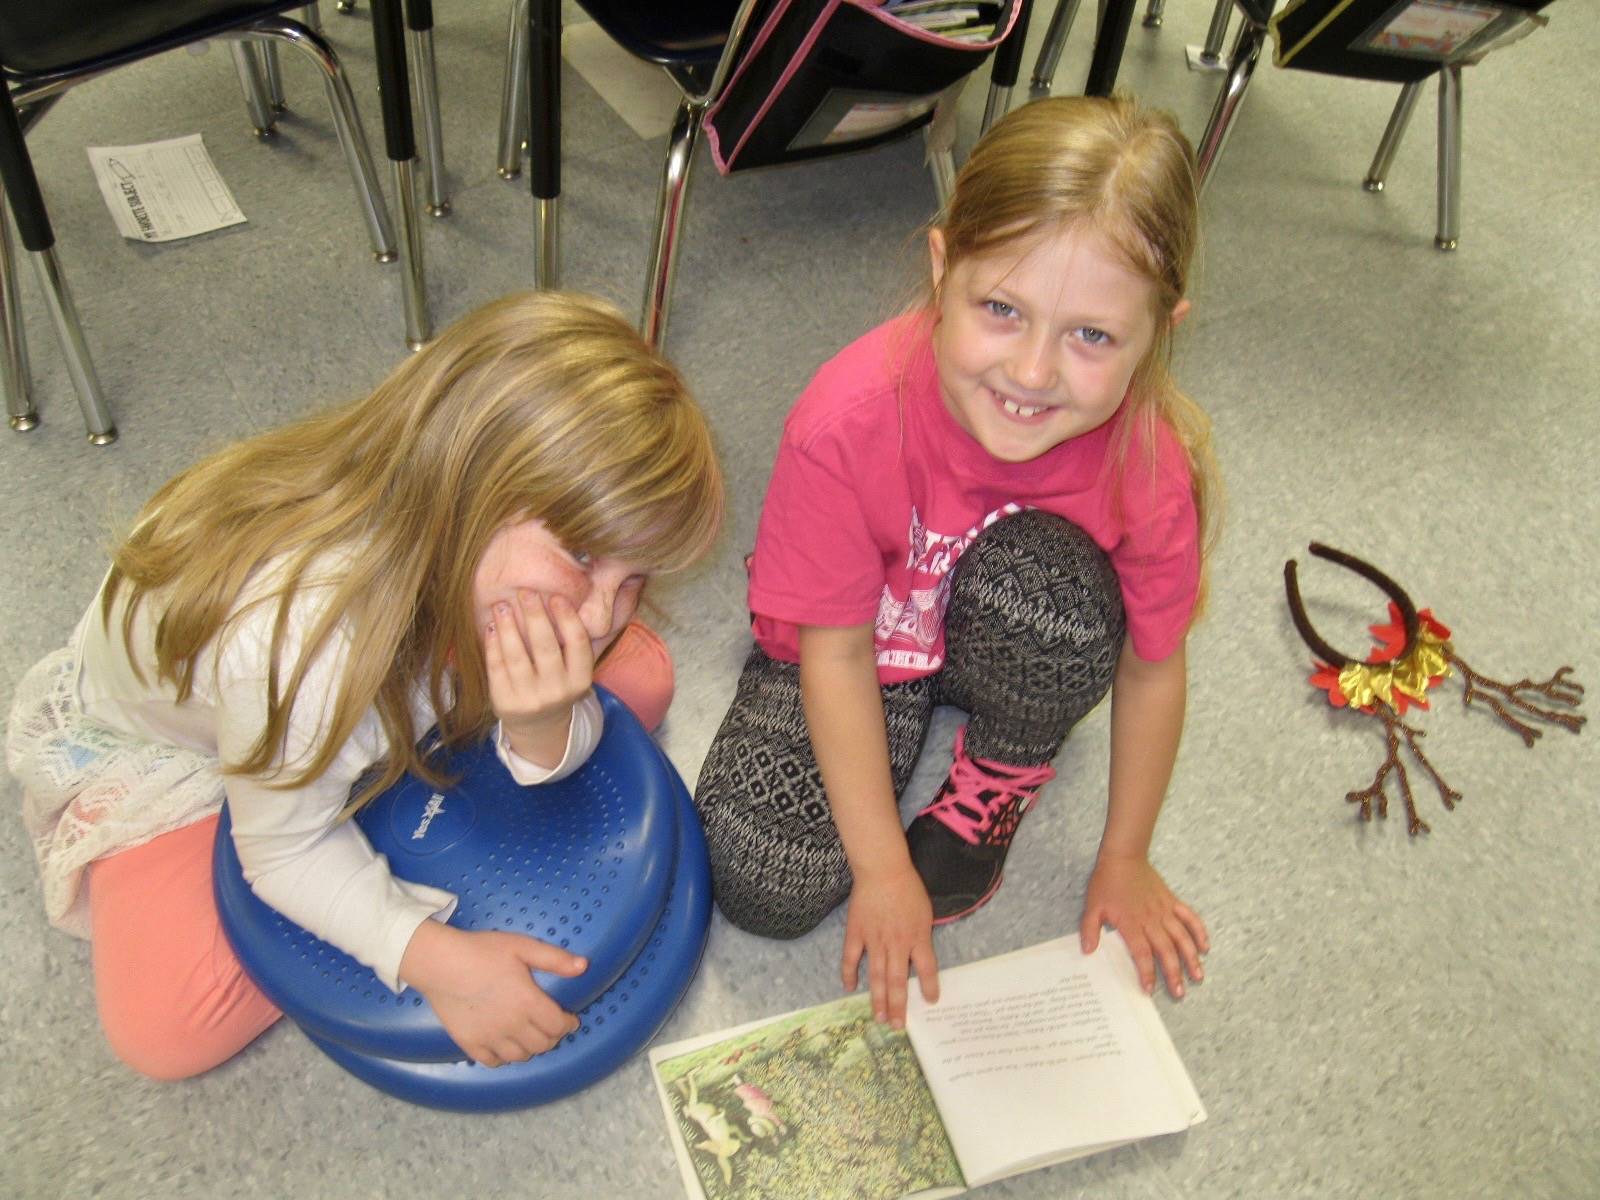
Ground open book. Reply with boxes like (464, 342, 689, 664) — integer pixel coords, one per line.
(649, 936, 1204, 1199)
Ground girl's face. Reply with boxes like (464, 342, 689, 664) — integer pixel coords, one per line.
(472, 518, 648, 659)
(928, 223, 1188, 464)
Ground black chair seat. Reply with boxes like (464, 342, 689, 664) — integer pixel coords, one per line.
(1235, 0, 1275, 26)
(504, 0, 1032, 344)
(577, 0, 743, 68)
(1269, 0, 1551, 85)
(0, 0, 301, 81)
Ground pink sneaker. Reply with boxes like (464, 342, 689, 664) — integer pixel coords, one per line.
(906, 726, 1055, 924)
(594, 622, 674, 733)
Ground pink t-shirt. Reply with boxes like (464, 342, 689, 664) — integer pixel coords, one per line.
(748, 314, 1199, 683)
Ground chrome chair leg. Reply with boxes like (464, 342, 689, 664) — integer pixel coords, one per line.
(1195, 16, 1267, 191)
(925, 82, 961, 208)
(300, 4, 323, 33)
(1143, 0, 1166, 28)
(642, 99, 704, 349)
(1435, 64, 1462, 251)
(1, 92, 106, 441)
(258, 42, 287, 112)
(234, 18, 399, 262)
(337, 0, 357, 12)
(408, 26, 450, 216)
(1186, 0, 1234, 72)
(930, 150, 957, 208)
(1363, 79, 1423, 192)
(30, 246, 115, 444)
(0, 202, 36, 432)
(927, 126, 957, 210)
(981, 83, 1013, 133)
(1030, 0, 1084, 94)
(368, 0, 430, 347)
(230, 42, 278, 137)
(534, 194, 558, 290)
(498, 0, 530, 179)
(392, 159, 429, 347)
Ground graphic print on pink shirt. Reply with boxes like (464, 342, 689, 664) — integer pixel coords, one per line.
(874, 502, 1022, 674)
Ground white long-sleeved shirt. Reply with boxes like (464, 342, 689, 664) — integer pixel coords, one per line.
(71, 558, 602, 991)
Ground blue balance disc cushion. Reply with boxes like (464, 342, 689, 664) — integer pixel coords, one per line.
(307, 771, 710, 1112)
(213, 687, 678, 1063)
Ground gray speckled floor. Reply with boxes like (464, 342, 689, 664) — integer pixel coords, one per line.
(4, 3, 1597, 1198)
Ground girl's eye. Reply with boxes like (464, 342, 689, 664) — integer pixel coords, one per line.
(1077, 326, 1110, 347)
(569, 548, 593, 567)
(983, 299, 1016, 319)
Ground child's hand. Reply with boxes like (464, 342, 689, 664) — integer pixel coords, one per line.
(1079, 855, 1209, 999)
(398, 920, 587, 1066)
(485, 590, 594, 768)
(841, 865, 939, 1028)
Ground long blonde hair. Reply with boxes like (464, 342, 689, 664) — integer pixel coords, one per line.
(928, 95, 1221, 610)
(104, 291, 723, 808)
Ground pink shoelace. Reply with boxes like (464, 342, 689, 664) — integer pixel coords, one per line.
(922, 728, 1056, 846)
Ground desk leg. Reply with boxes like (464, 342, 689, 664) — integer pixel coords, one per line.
(981, 0, 1032, 133)
(1084, 0, 1135, 96)
(370, 0, 430, 348)
(529, 0, 560, 289)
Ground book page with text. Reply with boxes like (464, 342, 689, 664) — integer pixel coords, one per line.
(904, 936, 1200, 1187)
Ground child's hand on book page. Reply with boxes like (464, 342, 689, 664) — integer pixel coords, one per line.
(1079, 854, 1208, 998)
(841, 864, 940, 1028)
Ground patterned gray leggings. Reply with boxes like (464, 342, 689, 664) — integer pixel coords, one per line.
(692, 511, 1126, 939)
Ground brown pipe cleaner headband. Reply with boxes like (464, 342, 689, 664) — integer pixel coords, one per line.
(1285, 542, 1585, 834)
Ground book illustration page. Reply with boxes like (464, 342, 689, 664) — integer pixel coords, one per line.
(653, 992, 965, 1200)
(906, 937, 1194, 1187)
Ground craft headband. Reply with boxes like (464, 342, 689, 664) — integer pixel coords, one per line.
(1284, 542, 1584, 835)
(1284, 543, 1418, 670)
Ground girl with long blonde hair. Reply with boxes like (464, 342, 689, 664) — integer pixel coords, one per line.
(696, 96, 1219, 1029)
(8, 291, 722, 1078)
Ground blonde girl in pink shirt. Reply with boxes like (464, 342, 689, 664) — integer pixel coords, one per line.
(695, 96, 1220, 1029)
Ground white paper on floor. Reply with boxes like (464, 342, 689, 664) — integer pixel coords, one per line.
(87, 134, 246, 243)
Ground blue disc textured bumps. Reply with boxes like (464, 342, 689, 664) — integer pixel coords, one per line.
(213, 687, 680, 1063)
(306, 769, 711, 1112)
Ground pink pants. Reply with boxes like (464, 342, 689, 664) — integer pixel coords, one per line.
(87, 622, 674, 1079)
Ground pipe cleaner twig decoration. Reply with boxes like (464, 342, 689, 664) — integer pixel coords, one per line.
(1284, 543, 1586, 834)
